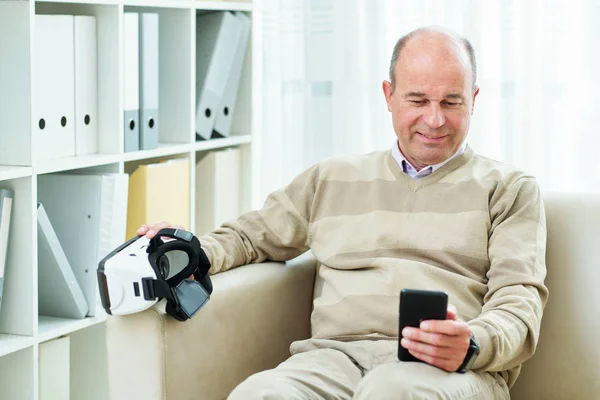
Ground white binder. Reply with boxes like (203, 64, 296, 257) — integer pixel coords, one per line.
(39, 336, 70, 400)
(74, 15, 99, 156)
(0, 189, 14, 315)
(123, 12, 140, 152)
(37, 203, 89, 319)
(33, 14, 76, 163)
(37, 173, 129, 317)
(213, 12, 251, 138)
(195, 148, 241, 235)
(195, 11, 243, 140)
(139, 13, 159, 150)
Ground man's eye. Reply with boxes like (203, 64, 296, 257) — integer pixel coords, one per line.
(443, 101, 461, 107)
(409, 100, 424, 105)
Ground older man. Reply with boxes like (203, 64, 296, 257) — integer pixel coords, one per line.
(140, 26, 547, 399)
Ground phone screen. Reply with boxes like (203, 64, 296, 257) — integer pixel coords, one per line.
(398, 289, 448, 362)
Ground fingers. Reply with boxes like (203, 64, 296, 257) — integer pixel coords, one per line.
(447, 303, 458, 320)
(138, 221, 174, 238)
(406, 349, 463, 373)
(159, 224, 187, 242)
(400, 338, 457, 359)
(137, 222, 191, 244)
(447, 303, 457, 314)
(137, 224, 149, 235)
(401, 321, 472, 372)
(402, 326, 470, 351)
(419, 319, 470, 337)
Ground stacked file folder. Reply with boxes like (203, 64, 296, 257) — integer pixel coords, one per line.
(126, 158, 190, 239)
(195, 11, 251, 141)
(0, 189, 14, 318)
(123, 12, 160, 152)
(33, 14, 98, 163)
(37, 173, 129, 318)
(195, 148, 241, 235)
(37, 203, 89, 319)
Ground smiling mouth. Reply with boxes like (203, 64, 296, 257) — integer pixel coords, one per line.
(418, 132, 447, 141)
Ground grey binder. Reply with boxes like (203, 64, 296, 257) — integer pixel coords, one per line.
(37, 203, 88, 319)
(123, 12, 140, 152)
(195, 11, 244, 140)
(139, 13, 159, 150)
(0, 189, 14, 314)
(213, 12, 251, 138)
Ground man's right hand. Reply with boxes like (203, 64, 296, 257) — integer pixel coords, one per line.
(137, 222, 197, 281)
(137, 221, 184, 239)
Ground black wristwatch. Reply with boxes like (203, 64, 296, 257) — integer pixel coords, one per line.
(457, 333, 480, 373)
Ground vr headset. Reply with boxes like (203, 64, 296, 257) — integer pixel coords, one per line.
(97, 228, 213, 321)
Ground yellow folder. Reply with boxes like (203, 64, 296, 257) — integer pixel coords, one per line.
(126, 158, 190, 239)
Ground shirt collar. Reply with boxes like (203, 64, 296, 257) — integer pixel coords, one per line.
(391, 139, 467, 179)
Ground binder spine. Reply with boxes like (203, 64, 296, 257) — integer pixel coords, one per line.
(0, 189, 14, 312)
(139, 13, 159, 151)
(123, 13, 140, 152)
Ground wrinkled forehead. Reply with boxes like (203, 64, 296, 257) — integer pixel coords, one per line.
(396, 45, 472, 93)
(396, 33, 473, 89)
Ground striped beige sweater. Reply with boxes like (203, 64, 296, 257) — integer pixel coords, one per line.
(199, 146, 548, 386)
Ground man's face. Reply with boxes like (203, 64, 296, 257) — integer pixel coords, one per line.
(382, 38, 479, 170)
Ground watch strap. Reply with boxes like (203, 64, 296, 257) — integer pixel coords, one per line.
(457, 333, 480, 373)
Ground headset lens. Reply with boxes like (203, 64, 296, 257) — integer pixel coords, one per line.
(158, 250, 190, 280)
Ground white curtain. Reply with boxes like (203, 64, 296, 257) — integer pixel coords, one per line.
(257, 0, 600, 205)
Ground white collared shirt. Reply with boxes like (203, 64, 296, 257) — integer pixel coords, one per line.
(391, 140, 466, 180)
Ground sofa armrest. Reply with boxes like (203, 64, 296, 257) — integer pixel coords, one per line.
(106, 252, 317, 400)
(510, 193, 600, 399)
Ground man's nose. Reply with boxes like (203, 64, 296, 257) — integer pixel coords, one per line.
(423, 103, 445, 129)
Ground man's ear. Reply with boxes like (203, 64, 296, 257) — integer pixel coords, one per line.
(471, 86, 480, 114)
(382, 80, 393, 112)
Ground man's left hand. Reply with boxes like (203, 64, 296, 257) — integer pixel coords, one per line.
(400, 304, 471, 372)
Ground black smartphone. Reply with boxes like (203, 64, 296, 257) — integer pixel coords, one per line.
(398, 288, 448, 362)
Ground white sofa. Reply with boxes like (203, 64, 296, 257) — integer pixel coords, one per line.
(106, 192, 600, 399)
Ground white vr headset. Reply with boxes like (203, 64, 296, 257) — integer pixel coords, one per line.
(97, 228, 213, 321)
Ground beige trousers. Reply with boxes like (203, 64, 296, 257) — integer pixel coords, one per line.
(228, 339, 510, 400)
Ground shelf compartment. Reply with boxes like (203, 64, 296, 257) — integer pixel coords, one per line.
(37, 314, 107, 344)
(123, 5, 195, 147)
(0, 334, 35, 358)
(39, 336, 70, 400)
(70, 323, 109, 400)
(0, 177, 36, 338)
(0, 346, 35, 400)
(33, 2, 122, 162)
(0, 1, 33, 166)
(194, 9, 253, 142)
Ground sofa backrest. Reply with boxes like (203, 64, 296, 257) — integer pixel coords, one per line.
(510, 192, 600, 399)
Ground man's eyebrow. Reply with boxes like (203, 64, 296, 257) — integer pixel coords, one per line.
(445, 93, 465, 100)
(403, 91, 426, 98)
(402, 92, 466, 101)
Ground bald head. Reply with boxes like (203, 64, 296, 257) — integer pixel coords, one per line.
(388, 27, 477, 91)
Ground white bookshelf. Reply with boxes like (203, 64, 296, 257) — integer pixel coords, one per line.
(0, 167, 33, 182)
(0, 334, 36, 358)
(0, 0, 258, 398)
(37, 314, 108, 344)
